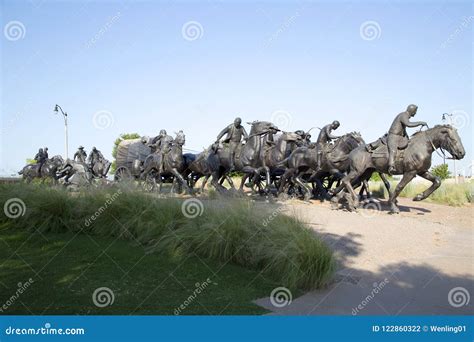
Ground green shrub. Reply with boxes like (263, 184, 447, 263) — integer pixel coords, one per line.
(0, 183, 334, 290)
(431, 164, 451, 180)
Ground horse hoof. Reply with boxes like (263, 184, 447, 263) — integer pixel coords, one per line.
(389, 208, 400, 214)
(413, 195, 423, 202)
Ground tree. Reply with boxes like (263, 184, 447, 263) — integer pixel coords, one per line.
(431, 164, 451, 180)
(111, 133, 141, 173)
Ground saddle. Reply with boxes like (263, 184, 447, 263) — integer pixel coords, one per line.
(366, 133, 409, 165)
(366, 133, 409, 152)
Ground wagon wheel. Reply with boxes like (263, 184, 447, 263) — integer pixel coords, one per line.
(313, 175, 336, 200)
(142, 170, 158, 192)
(114, 166, 131, 182)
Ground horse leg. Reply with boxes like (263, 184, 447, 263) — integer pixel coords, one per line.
(239, 174, 249, 191)
(379, 172, 391, 196)
(225, 175, 235, 189)
(171, 168, 191, 194)
(359, 180, 370, 199)
(240, 166, 256, 191)
(200, 175, 210, 192)
(388, 171, 417, 214)
(294, 173, 311, 201)
(278, 168, 294, 195)
(263, 166, 271, 192)
(339, 170, 362, 210)
(170, 178, 177, 194)
(413, 171, 441, 201)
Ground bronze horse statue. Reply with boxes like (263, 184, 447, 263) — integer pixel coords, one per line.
(91, 159, 111, 179)
(208, 121, 279, 193)
(331, 125, 465, 213)
(18, 155, 65, 183)
(278, 132, 367, 200)
(185, 149, 236, 193)
(142, 131, 191, 194)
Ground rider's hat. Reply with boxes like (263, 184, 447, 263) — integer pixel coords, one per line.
(332, 120, 340, 127)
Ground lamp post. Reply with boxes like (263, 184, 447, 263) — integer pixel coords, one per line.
(54, 104, 69, 159)
(442, 113, 456, 183)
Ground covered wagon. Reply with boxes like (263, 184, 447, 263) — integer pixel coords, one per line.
(114, 137, 151, 181)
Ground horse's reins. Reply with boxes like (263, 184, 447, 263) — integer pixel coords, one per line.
(423, 126, 451, 160)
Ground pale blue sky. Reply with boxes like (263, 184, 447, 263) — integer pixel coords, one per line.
(1, 0, 472, 176)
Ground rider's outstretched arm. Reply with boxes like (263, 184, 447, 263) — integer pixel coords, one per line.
(401, 116, 427, 128)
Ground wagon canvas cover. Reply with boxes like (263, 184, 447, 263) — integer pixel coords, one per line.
(116, 138, 151, 170)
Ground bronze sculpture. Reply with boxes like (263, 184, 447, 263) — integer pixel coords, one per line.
(315, 121, 341, 171)
(215, 117, 248, 171)
(151, 129, 173, 154)
(331, 125, 465, 213)
(34, 148, 47, 176)
(387, 104, 427, 174)
(142, 131, 191, 193)
(20, 104, 466, 214)
(73, 146, 87, 164)
(278, 132, 366, 201)
(87, 146, 111, 178)
(19, 155, 64, 183)
(209, 121, 277, 193)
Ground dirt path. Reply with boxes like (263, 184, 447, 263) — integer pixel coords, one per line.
(255, 198, 473, 315)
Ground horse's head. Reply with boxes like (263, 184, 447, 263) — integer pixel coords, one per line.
(174, 131, 186, 146)
(434, 125, 465, 160)
(248, 121, 279, 135)
(50, 155, 65, 167)
(336, 132, 365, 149)
(281, 131, 301, 142)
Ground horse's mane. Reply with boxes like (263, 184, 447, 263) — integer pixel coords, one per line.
(410, 124, 451, 139)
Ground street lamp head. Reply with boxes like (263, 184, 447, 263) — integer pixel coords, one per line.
(54, 104, 59, 113)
